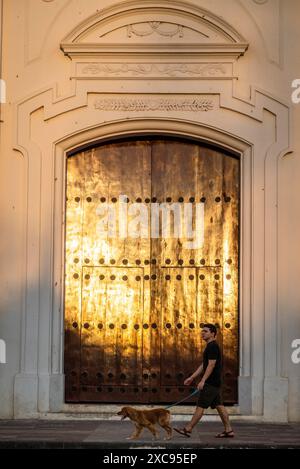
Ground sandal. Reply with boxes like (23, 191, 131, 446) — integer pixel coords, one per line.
(215, 430, 235, 438)
(174, 427, 192, 438)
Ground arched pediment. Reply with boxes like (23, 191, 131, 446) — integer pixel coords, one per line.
(61, 0, 248, 59)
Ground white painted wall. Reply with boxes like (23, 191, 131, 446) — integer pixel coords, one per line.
(0, 0, 299, 421)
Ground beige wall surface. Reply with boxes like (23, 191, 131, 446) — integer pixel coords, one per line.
(0, 0, 299, 421)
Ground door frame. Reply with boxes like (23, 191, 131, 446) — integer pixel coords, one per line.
(14, 111, 289, 419)
(54, 119, 250, 410)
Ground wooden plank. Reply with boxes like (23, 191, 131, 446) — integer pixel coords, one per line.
(64, 152, 85, 401)
(159, 267, 199, 391)
(221, 154, 240, 403)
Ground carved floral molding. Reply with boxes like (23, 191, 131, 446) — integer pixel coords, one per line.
(94, 97, 215, 112)
(78, 62, 231, 79)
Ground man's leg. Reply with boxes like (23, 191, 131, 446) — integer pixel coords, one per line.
(184, 406, 205, 432)
(216, 405, 233, 433)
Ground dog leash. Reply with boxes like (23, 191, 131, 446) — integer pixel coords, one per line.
(164, 389, 199, 409)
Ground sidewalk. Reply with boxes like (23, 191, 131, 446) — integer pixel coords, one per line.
(0, 419, 299, 449)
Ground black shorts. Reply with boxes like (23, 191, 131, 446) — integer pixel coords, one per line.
(197, 383, 222, 409)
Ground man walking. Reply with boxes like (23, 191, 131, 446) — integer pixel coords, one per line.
(174, 323, 234, 438)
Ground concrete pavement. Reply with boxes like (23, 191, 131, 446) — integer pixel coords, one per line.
(0, 419, 299, 449)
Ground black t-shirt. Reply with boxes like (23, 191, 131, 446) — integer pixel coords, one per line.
(202, 340, 222, 387)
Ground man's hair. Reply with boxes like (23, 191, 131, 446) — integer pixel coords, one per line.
(202, 323, 217, 336)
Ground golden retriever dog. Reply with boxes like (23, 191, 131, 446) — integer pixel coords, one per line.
(117, 406, 172, 440)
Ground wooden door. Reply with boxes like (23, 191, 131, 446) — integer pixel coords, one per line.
(64, 138, 239, 404)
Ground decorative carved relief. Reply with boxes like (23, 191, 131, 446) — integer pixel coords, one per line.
(60, 1, 248, 60)
(79, 62, 230, 78)
(94, 97, 215, 112)
(126, 22, 184, 38)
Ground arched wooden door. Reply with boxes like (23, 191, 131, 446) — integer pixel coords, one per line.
(64, 138, 239, 404)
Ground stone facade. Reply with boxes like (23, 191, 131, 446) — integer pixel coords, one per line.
(0, 0, 299, 421)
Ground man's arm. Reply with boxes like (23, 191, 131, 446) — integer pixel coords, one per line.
(184, 364, 203, 386)
(197, 359, 216, 390)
